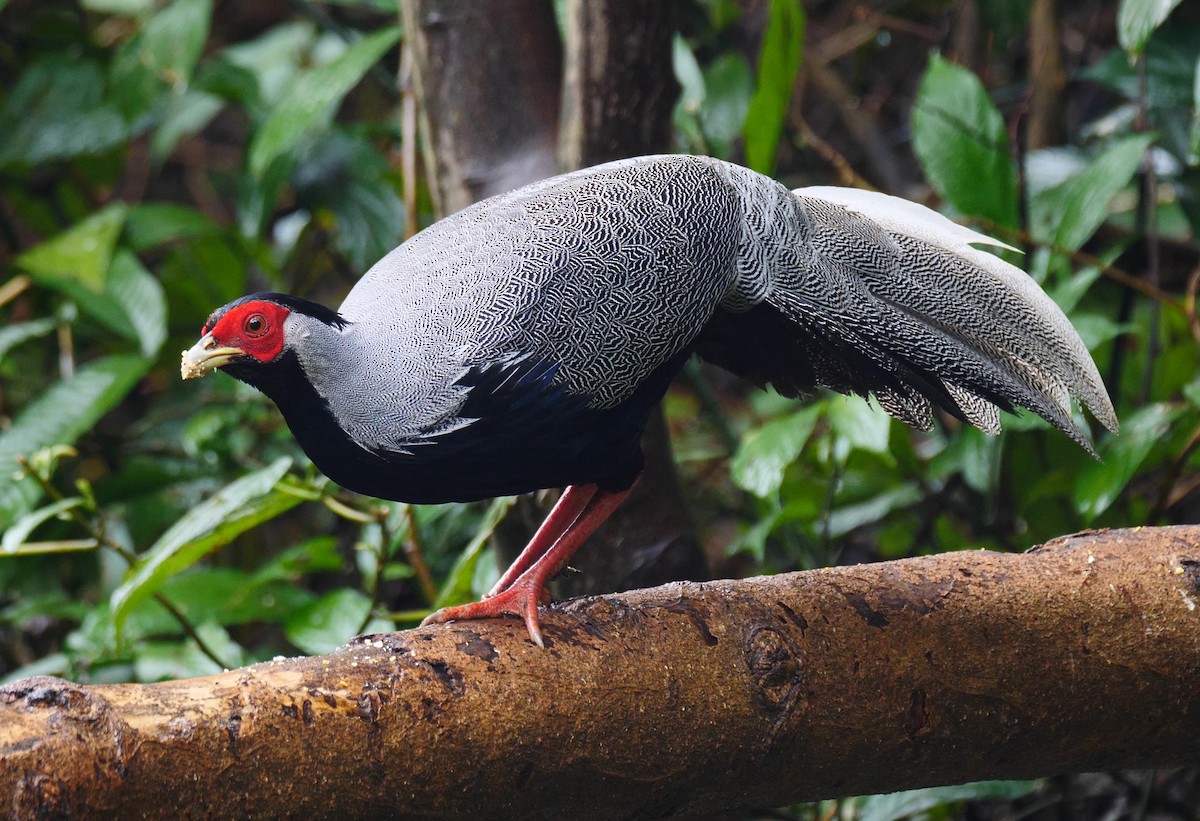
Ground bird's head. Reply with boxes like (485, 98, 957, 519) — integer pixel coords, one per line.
(181, 293, 346, 382)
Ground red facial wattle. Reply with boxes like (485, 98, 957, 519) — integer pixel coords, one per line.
(206, 301, 290, 364)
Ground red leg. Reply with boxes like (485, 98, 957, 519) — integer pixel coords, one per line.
(421, 485, 633, 647)
(485, 484, 597, 598)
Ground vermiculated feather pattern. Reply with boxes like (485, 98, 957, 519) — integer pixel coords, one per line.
(290, 155, 1114, 464)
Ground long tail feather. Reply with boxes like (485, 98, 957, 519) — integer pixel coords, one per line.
(700, 166, 1117, 452)
(794, 186, 1117, 446)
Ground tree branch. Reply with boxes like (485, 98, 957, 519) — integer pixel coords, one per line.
(3, 527, 1198, 818)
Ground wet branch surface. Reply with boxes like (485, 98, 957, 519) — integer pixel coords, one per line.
(3, 526, 1199, 819)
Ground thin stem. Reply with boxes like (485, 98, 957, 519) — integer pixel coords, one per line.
(400, 40, 420, 240)
(1135, 54, 1161, 404)
(355, 501, 393, 635)
(974, 217, 1180, 310)
(323, 494, 376, 524)
(56, 320, 75, 380)
(9, 539, 100, 554)
(819, 458, 844, 565)
(400, 504, 438, 605)
(1183, 264, 1200, 343)
(152, 593, 233, 669)
(794, 113, 875, 190)
(0, 274, 31, 309)
(16, 456, 235, 670)
(1149, 419, 1200, 520)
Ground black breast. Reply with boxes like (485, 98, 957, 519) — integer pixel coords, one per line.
(225, 348, 690, 504)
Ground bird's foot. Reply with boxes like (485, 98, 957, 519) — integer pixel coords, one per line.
(420, 577, 552, 647)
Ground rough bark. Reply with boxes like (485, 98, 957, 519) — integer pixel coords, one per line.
(557, 0, 678, 170)
(3, 526, 1198, 819)
(399, 0, 562, 214)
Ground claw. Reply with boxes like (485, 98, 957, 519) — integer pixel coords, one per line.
(422, 576, 549, 646)
(419, 483, 633, 649)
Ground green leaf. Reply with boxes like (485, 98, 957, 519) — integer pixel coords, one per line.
(134, 623, 242, 681)
(1048, 265, 1104, 314)
(109, 0, 214, 119)
(857, 780, 1043, 821)
(253, 536, 345, 583)
(2, 497, 86, 554)
(743, 0, 805, 174)
(291, 130, 404, 270)
(193, 57, 262, 109)
(827, 395, 892, 458)
(930, 426, 1000, 494)
(285, 588, 388, 655)
(1029, 134, 1153, 252)
(222, 22, 317, 108)
(1069, 313, 1133, 350)
(16, 203, 128, 292)
(1084, 25, 1200, 111)
(0, 355, 150, 530)
(2, 593, 92, 627)
(125, 202, 219, 251)
(672, 35, 705, 114)
(700, 53, 755, 153)
(248, 26, 401, 177)
(0, 57, 130, 168)
(107, 251, 168, 357)
(81, 0, 155, 14)
(162, 568, 316, 625)
(726, 506, 783, 562)
(30, 250, 168, 358)
(731, 405, 821, 498)
(1191, 56, 1200, 165)
(1118, 0, 1184, 57)
(826, 483, 922, 539)
(911, 53, 1018, 228)
(110, 457, 296, 633)
(1074, 403, 1176, 521)
(434, 496, 518, 608)
(0, 317, 57, 362)
(321, 0, 398, 10)
(1, 653, 71, 686)
(151, 89, 225, 161)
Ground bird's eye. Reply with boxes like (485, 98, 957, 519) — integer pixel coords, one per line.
(244, 314, 267, 336)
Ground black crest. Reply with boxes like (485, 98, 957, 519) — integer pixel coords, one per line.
(203, 292, 348, 333)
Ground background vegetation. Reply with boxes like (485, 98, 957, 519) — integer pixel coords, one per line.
(1, 0, 1198, 817)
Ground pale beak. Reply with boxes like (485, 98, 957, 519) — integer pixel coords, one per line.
(181, 334, 246, 380)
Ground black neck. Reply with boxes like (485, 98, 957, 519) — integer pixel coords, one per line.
(222, 350, 382, 494)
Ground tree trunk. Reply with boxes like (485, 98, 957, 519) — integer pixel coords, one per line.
(403, 0, 706, 597)
(4, 526, 1198, 819)
(557, 0, 678, 170)
(400, 0, 562, 214)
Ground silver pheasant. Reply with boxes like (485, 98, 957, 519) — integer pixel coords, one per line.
(183, 154, 1118, 645)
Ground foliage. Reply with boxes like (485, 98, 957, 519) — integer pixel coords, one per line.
(1, 0, 1199, 816)
(0, 0, 423, 683)
(673, 0, 1200, 582)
